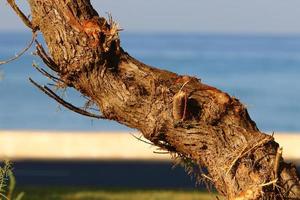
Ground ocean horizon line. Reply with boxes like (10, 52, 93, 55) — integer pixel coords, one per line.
(1, 30, 300, 38)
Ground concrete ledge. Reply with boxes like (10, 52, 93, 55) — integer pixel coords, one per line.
(0, 131, 299, 161)
(0, 131, 170, 160)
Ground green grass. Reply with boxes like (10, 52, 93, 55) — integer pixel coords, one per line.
(16, 187, 224, 200)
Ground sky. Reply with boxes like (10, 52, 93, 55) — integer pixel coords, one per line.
(1, 0, 300, 34)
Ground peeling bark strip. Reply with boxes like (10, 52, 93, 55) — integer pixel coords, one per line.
(8, 0, 300, 199)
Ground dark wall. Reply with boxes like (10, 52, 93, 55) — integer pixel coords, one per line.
(13, 160, 196, 188)
(13, 160, 300, 188)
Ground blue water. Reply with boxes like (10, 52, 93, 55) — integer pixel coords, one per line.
(0, 32, 300, 132)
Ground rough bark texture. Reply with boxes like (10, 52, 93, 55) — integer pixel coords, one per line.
(9, 0, 300, 199)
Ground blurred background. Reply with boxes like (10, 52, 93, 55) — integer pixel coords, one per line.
(0, 0, 299, 197)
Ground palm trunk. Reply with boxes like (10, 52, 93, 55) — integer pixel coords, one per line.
(8, 0, 300, 199)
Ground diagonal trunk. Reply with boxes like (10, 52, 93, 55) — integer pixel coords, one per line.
(9, 0, 300, 199)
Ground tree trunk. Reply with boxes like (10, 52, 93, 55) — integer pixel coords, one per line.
(8, 0, 300, 199)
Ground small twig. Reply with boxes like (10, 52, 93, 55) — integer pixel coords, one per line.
(241, 137, 272, 159)
(35, 40, 59, 72)
(86, 107, 101, 112)
(179, 80, 191, 92)
(29, 78, 106, 119)
(0, 32, 36, 65)
(153, 150, 170, 154)
(226, 137, 272, 175)
(6, 0, 34, 30)
(130, 133, 176, 153)
(106, 12, 123, 32)
(0, 193, 9, 200)
(274, 147, 283, 177)
(226, 145, 248, 175)
(47, 83, 58, 87)
(201, 173, 214, 182)
(130, 133, 154, 146)
(272, 131, 275, 137)
(273, 147, 283, 189)
(157, 141, 177, 153)
(259, 179, 278, 187)
(32, 63, 63, 83)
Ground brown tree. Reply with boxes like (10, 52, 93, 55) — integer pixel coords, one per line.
(5, 0, 300, 199)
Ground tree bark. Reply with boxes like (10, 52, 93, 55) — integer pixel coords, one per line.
(8, 0, 300, 199)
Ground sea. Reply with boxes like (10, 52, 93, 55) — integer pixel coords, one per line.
(1, 32, 300, 133)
